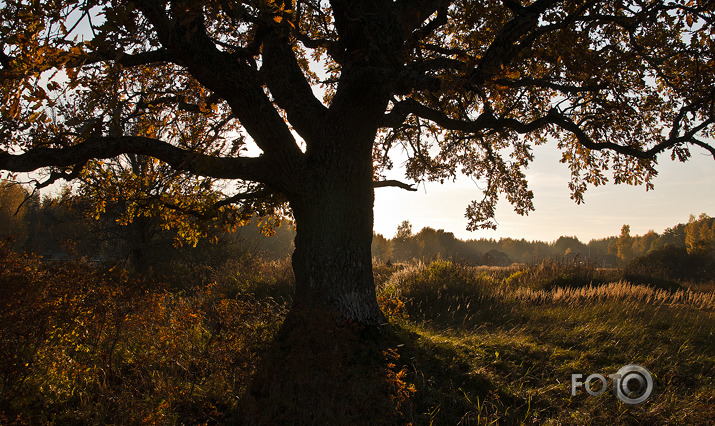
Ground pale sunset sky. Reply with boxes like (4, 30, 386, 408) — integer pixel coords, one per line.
(373, 142, 715, 243)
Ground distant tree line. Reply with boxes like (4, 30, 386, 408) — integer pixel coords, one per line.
(2, 180, 714, 272)
(0, 180, 294, 277)
(373, 215, 715, 268)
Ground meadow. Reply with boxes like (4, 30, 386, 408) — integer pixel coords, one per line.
(1, 240, 713, 425)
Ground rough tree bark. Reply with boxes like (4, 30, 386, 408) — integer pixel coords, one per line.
(289, 155, 384, 326)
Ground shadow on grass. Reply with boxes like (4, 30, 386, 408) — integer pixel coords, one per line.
(229, 307, 528, 425)
(231, 309, 414, 425)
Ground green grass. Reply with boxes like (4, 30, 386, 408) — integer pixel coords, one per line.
(383, 260, 715, 425)
(1, 248, 713, 424)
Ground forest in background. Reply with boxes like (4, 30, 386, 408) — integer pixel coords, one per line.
(2, 179, 715, 277)
(0, 180, 294, 274)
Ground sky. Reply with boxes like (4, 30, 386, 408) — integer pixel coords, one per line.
(373, 142, 715, 243)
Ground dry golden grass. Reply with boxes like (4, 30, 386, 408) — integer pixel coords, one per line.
(496, 280, 715, 310)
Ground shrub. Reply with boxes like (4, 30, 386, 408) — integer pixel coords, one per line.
(625, 245, 715, 289)
(381, 260, 496, 327)
(505, 258, 620, 291)
(0, 239, 286, 424)
(385, 260, 488, 298)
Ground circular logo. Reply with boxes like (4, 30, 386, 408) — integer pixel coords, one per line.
(614, 364, 654, 404)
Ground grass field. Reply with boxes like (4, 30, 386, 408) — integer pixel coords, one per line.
(1, 245, 713, 424)
(380, 261, 715, 425)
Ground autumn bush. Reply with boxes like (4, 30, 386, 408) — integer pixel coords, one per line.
(0, 241, 419, 425)
(0, 239, 285, 424)
(380, 261, 498, 329)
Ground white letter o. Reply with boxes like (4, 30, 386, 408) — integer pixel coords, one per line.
(585, 374, 607, 396)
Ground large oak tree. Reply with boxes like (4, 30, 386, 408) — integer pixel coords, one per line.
(1, 0, 714, 325)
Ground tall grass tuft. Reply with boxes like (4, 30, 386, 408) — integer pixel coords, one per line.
(496, 280, 715, 309)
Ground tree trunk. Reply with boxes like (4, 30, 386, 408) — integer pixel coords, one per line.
(247, 162, 392, 421)
(127, 215, 154, 275)
(289, 180, 384, 326)
(287, 136, 385, 326)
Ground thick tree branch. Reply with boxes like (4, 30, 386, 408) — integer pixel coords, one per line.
(469, 0, 559, 84)
(381, 99, 715, 161)
(547, 112, 715, 160)
(0, 49, 13, 68)
(261, 29, 328, 142)
(133, 0, 304, 167)
(395, 0, 450, 37)
(381, 99, 500, 130)
(691, 139, 715, 160)
(329, 0, 403, 67)
(0, 136, 271, 182)
(408, 5, 449, 43)
(294, 32, 346, 64)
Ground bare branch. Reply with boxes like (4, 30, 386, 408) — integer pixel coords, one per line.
(159, 189, 274, 220)
(0, 48, 177, 83)
(493, 77, 606, 95)
(132, 93, 223, 115)
(214, 189, 272, 209)
(36, 162, 86, 189)
(373, 179, 417, 191)
(84, 48, 177, 68)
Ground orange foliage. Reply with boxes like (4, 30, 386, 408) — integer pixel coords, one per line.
(0, 240, 284, 423)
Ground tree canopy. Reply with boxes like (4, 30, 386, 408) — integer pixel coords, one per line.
(1, 0, 713, 228)
(1, 0, 714, 323)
